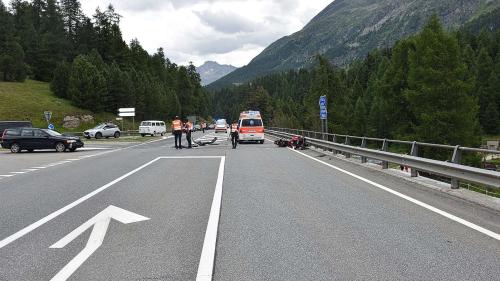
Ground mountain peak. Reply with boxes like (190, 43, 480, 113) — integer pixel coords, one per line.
(197, 61, 237, 86)
(209, 0, 500, 89)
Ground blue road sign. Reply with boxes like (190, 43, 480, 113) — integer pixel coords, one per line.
(319, 95, 327, 107)
(48, 124, 55, 130)
(320, 108, 327, 120)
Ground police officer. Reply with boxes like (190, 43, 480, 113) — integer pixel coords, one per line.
(184, 120, 193, 148)
(230, 120, 239, 149)
(172, 116, 183, 149)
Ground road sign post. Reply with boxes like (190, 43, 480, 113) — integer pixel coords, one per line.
(44, 111, 52, 125)
(319, 96, 328, 137)
(118, 108, 136, 134)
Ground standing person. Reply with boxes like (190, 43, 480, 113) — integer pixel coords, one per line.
(202, 122, 206, 133)
(230, 120, 239, 149)
(172, 116, 183, 149)
(184, 120, 193, 148)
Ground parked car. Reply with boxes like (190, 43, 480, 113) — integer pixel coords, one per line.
(0, 121, 32, 136)
(1, 127, 84, 153)
(139, 121, 166, 137)
(208, 124, 215, 129)
(84, 123, 121, 139)
(194, 124, 201, 131)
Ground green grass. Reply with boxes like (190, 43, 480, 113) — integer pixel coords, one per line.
(0, 80, 131, 132)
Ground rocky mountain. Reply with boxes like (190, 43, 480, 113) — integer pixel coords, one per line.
(197, 61, 237, 86)
(209, 0, 500, 89)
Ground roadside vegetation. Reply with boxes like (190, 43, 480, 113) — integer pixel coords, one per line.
(0, 79, 130, 132)
(210, 16, 499, 162)
(0, 0, 207, 122)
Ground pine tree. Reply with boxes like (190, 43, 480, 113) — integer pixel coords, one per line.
(352, 97, 367, 136)
(405, 16, 479, 148)
(475, 48, 495, 130)
(51, 60, 71, 98)
(67, 55, 107, 111)
(0, 1, 27, 81)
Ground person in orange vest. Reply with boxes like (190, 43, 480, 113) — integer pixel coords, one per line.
(230, 120, 239, 149)
(184, 120, 193, 148)
(172, 116, 183, 149)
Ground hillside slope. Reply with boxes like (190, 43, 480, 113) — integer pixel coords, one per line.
(210, 0, 500, 89)
(0, 80, 120, 131)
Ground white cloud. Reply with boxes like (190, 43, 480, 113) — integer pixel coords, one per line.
(80, 0, 333, 67)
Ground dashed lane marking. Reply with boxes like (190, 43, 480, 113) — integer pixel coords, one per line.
(0, 137, 172, 181)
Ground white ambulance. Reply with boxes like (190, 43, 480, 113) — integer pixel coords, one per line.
(238, 111, 264, 144)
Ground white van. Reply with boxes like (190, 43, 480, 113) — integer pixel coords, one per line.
(215, 119, 228, 133)
(139, 121, 166, 137)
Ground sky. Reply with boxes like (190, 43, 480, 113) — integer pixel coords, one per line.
(80, 0, 332, 67)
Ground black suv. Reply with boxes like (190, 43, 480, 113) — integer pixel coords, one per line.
(1, 128, 84, 153)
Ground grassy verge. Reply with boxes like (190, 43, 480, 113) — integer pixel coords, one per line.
(0, 80, 133, 132)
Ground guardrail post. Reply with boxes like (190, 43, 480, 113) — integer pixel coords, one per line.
(451, 146, 462, 189)
(361, 138, 367, 163)
(381, 139, 388, 169)
(410, 142, 418, 177)
(345, 136, 351, 158)
(332, 134, 337, 154)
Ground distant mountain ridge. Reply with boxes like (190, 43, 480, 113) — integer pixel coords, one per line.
(209, 0, 500, 89)
(197, 61, 237, 86)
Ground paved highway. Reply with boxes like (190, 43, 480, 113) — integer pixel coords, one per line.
(0, 131, 499, 281)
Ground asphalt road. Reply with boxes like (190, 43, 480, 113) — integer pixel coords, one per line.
(0, 131, 499, 281)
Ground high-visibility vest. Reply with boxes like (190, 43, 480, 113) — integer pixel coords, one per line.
(186, 122, 193, 131)
(172, 120, 182, 131)
(231, 124, 238, 132)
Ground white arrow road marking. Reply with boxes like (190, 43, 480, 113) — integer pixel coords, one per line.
(50, 205, 150, 281)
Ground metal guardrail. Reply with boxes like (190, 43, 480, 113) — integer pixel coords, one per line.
(267, 128, 500, 190)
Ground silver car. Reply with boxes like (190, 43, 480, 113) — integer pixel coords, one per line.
(84, 123, 121, 139)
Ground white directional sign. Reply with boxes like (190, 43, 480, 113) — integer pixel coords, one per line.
(50, 205, 149, 281)
(118, 108, 135, 113)
(118, 108, 135, 117)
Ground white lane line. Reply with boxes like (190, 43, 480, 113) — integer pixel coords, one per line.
(290, 149, 500, 241)
(0, 175, 15, 177)
(3, 137, 172, 180)
(0, 157, 161, 249)
(196, 156, 225, 281)
(78, 147, 109, 151)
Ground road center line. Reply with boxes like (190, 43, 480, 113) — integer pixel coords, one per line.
(289, 148, 500, 241)
(196, 156, 226, 281)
